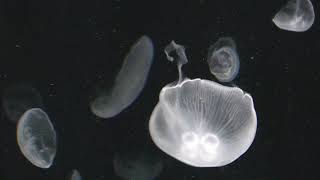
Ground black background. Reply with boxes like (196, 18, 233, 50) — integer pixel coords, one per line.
(0, 0, 319, 179)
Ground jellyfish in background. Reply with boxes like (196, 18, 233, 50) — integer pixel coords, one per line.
(207, 37, 239, 82)
(2, 84, 44, 123)
(69, 169, 82, 180)
(90, 35, 154, 118)
(17, 108, 57, 168)
(149, 41, 257, 167)
(113, 146, 163, 180)
(273, 0, 315, 32)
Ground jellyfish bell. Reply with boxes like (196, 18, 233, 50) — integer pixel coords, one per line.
(2, 83, 44, 123)
(150, 78, 257, 167)
(16, 108, 57, 168)
(113, 146, 163, 180)
(90, 35, 154, 118)
(273, 0, 315, 32)
(149, 40, 257, 167)
(69, 169, 82, 180)
(207, 37, 240, 82)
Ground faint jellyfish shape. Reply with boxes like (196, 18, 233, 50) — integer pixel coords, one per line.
(69, 169, 82, 180)
(17, 108, 57, 168)
(2, 83, 44, 123)
(273, 0, 315, 32)
(207, 37, 239, 82)
(90, 35, 154, 118)
(113, 146, 163, 180)
(148, 41, 257, 167)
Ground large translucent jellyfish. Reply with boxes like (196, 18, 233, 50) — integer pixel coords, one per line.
(17, 108, 57, 168)
(2, 84, 44, 123)
(113, 146, 163, 180)
(273, 0, 315, 32)
(69, 169, 82, 180)
(207, 37, 239, 82)
(90, 35, 154, 118)
(149, 41, 257, 167)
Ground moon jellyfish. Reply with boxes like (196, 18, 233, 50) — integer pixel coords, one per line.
(207, 37, 239, 82)
(273, 0, 315, 32)
(149, 41, 257, 167)
(2, 84, 44, 123)
(90, 35, 154, 118)
(70, 169, 82, 180)
(17, 108, 57, 168)
(113, 146, 163, 180)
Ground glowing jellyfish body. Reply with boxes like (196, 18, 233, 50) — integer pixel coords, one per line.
(149, 41, 257, 167)
(17, 108, 57, 168)
(91, 35, 154, 118)
(2, 84, 44, 123)
(207, 37, 239, 82)
(70, 169, 82, 180)
(273, 0, 315, 32)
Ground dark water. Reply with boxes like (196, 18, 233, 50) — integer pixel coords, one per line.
(0, 0, 319, 179)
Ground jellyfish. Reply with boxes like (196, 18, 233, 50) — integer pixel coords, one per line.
(17, 108, 57, 168)
(2, 84, 44, 123)
(207, 37, 239, 82)
(69, 169, 82, 180)
(148, 41, 257, 167)
(273, 0, 315, 32)
(113, 146, 163, 180)
(90, 35, 154, 118)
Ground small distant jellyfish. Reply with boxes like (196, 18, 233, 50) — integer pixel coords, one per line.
(2, 84, 44, 123)
(113, 146, 163, 180)
(149, 41, 257, 167)
(90, 35, 154, 118)
(273, 0, 315, 32)
(69, 169, 82, 180)
(207, 37, 239, 82)
(17, 108, 57, 168)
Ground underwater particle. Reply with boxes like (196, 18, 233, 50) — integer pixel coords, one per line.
(90, 35, 154, 118)
(17, 108, 57, 168)
(207, 37, 239, 82)
(273, 0, 315, 32)
(2, 84, 44, 123)
(113, 146, 163, 180)
(70, 169, 82, 180)
(148, 40, 257, 167)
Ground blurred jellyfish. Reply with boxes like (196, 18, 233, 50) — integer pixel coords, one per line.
(69, 169, 82, 180)
(207, 37, 239, 82)
(17, 108, 57, 168)
(90, 35, 154, 118)
(148, 41, 257, 167)
(2, 84, 44, 123)
(113, 146, 163, 180)
(273, 0, 315, 32)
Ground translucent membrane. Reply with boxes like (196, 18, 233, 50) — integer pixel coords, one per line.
(113, 147, 163, 180)
(2, 84, 44, 123)
(273, 0, 315, 32)
(70, 169, 82, 180)
(149, 40, 257, 167)
(207, 37, 239, 82)
(17, 108, 57, 168)
(90, 35, 154, 118)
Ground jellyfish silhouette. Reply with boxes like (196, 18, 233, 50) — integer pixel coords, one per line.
(17, 108, 57, 168)
(69, 169, 82, 180)
(2, 83, 44, 123)
(149, 41, 257, 167)
(113, 145, 163, 180)
(90, 35, 154, 118)
(207, 37, 240, 82)
(273, 0, 315, 32)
